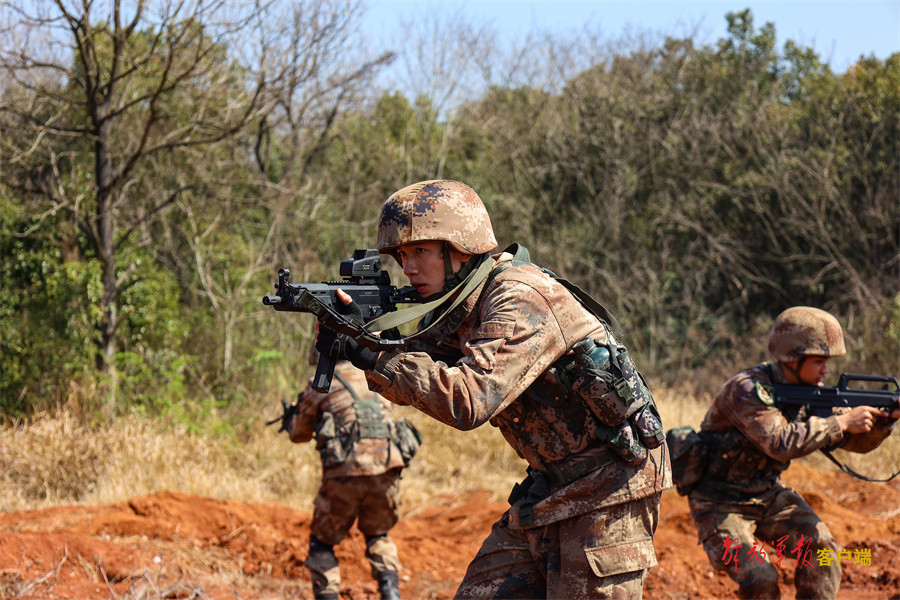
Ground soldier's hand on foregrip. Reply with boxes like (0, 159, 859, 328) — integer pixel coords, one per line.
(315, 326, 378, 372)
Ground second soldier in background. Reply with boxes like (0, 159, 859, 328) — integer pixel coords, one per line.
(286, 350, 420, 600)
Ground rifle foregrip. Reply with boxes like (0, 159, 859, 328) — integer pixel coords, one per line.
(312, 355, 336, 392)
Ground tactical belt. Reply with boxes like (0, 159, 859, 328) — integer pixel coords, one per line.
(509, 449, 614, 526)
(544, 450, 614, 486)
(692, 478, 768, 504)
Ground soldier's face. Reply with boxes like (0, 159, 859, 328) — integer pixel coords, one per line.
(396, 241, 468, 298)
(797, 356, 830, 386)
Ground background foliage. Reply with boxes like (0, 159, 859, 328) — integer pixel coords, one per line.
(1, 2, 897, 421)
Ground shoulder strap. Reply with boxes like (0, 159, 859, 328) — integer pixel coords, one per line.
(333, 369, 362, 402)
(363, 252, 495, 336)
(497, 243, 623, 336)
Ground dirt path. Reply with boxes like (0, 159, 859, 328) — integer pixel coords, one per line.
(1, 464, 898, 599)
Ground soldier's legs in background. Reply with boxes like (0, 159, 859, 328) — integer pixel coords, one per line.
(311, 476, 363, 545)
(356, 469, 401, 542)
(690, 498, 780, 600)
(305, 536, 340, 600)
(357, 470, 403, 600)
(365, 534, 402, 600)
(356, 470, 402, 570)
(753, 487, 840, 600)
(306, 477, 363, 600)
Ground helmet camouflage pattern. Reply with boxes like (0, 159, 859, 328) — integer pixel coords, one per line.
(376, 180, 498, 260)
(767, 306, 846, 362)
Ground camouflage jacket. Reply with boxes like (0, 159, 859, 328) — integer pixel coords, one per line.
(367, 252, 671, 528)
(291, 362, 406, 478)
(695, 361, 844, 499)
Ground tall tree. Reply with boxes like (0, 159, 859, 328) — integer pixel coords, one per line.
(0, 0, 266, 403)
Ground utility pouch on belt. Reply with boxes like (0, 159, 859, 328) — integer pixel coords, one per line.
(665, 425, 709, 496)
(392, 418, 422, 466)
(555, 337, 665, 464)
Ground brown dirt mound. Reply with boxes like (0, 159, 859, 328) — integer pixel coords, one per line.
(1, 465, 898, 599)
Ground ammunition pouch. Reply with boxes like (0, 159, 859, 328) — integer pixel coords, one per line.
(392, 418, 422, 466)
(320, 370, 419, 469)
(554, 337, 665, 464)
(355, 395, 391, 440)
(665, 425, 709, 496)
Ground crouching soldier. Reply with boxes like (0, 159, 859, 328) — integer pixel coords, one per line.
(669, 306, 899, 600)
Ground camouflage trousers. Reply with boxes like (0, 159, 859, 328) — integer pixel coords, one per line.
(454, 493, 660, 600)
(689, 484, 840, 600)
(305, 469, 403, 597)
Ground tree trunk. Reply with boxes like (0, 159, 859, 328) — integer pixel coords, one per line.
(94, 98, 119, 407)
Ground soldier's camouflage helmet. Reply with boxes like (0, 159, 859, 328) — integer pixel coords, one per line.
(376, 180, 498, 261)
(767, 306, 846, 362)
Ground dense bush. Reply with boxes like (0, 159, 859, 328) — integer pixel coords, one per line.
(1, 5, 896, 416)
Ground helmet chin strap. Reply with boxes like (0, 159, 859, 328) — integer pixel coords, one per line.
(781, 356, 809, 384)
(435, 241, 475, 299)
(363, 251, 494, 337)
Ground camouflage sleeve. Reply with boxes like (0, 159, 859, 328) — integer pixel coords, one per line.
(726, 374, 844, 462)
(366, 279, 570, 431)
(288, 381, 322, 444)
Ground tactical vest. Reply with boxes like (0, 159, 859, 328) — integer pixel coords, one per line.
(314, 371, 391, 469)
(314, 370, 420, 469)
(693, 363, 790, 500)
(493, 246, 665, 524)
(491, 244, 664, 468)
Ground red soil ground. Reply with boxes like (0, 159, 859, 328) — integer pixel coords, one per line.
(1, 463, 898, 600)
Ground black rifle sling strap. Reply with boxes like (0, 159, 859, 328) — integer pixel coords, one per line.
(819, 448, 900, 482)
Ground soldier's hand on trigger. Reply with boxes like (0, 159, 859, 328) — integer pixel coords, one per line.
(314, 289, 379, 371)
(836, 406, 884, 434)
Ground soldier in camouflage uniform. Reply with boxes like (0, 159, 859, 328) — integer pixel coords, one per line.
(288, 357, 415, 600)
(684, 306, 899, 600)
(315, 180, 672, 599)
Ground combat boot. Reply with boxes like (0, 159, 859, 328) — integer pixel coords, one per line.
(377, 570, 401, 600)
(306, 536, 341, 600)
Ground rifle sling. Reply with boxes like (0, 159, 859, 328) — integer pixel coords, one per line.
(333, 370, 361, 402)
(819, 448, 900, 482)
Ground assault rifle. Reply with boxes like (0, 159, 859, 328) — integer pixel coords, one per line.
(773, 373, 900, 482)
(772, 373, 899, 420)
(263, 249, 418, 392)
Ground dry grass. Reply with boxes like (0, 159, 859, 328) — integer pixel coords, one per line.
(2, 384, 899, 514)
(0, 404, 320, 513)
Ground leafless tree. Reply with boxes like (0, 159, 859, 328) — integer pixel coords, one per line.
(184, 0, 395, 379)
